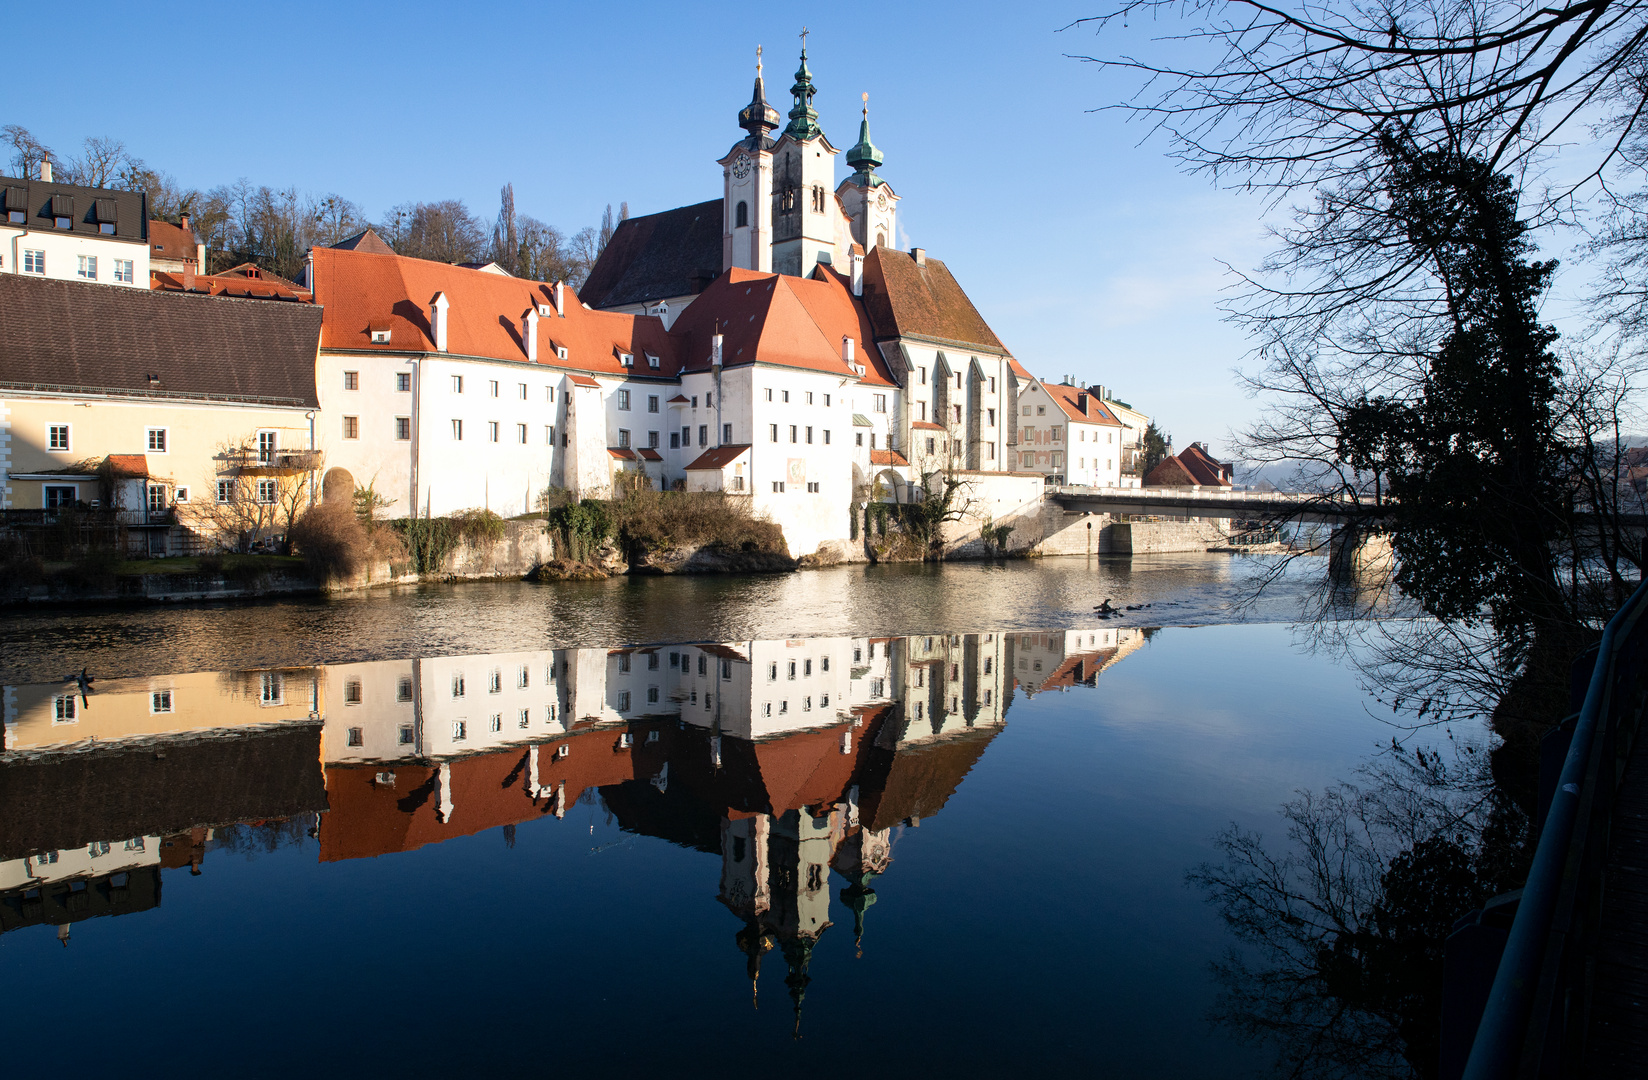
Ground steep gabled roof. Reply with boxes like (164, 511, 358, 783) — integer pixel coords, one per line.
(861, 247, 1008, 354)
(309, 247, 679, 377)
(0, 274, 321, 407)
(147, 218, 199, 262)
(1040, 381, 1123, 426)
(1178, 443, 1233, 486)
(668, 266, 897, 386)
(0, 173, 147, 244)
(328, 228, 396, 254)
(685, 444, 751, 470)
(580, 200, 724, 309)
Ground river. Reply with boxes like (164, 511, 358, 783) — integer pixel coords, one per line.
(0, 555, 1411, 1076)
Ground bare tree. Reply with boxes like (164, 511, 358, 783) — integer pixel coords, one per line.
(2, 123, 50, 177)
(192, 435, 319, 552)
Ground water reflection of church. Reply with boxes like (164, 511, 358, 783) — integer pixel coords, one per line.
(0, 630, 1127, 1018)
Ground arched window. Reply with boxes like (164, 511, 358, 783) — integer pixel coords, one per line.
(735, 201, 748, 228)
(875, 231, 885, 248)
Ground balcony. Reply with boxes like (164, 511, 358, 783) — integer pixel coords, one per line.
(218, 448, 322, 475)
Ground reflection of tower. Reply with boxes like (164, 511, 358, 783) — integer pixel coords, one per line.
(783, 934, 815, 1038)
(735, 917, 774, 1007)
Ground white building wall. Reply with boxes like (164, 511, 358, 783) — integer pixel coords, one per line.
(2, 229, 148, 287)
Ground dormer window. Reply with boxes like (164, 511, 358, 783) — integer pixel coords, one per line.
(556, 346, 568, 361)
(646, 354, 660, 369)
(371, 330, 390, 344)
(620, 353, 634, 367)
(538, 303, 553, 317)
(54, 217, 71, 230)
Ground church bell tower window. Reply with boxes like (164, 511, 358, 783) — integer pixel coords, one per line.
(736, 201, 748, 228)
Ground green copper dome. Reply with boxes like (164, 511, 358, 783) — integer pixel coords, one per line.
(784, 46, 823, 142)
(846, 96, 884, 184)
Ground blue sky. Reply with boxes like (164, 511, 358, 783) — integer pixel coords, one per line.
(8, 2, 1313, 453)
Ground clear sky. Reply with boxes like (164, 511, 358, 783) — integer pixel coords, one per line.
(6, 2, 1304, 455)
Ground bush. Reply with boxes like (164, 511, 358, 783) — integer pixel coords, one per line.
(290, 499, 406, 580)
(611, 489, 785, 556)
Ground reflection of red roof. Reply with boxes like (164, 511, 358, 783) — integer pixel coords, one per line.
(860, 727, 997, 832)
(870, 449, 909, 466)
(311, 246, 678, 376)
(684, 444, 751, 470)
(106, 454, 149, 477)
(668, 267, 897, 387)
(318, 729, 640, 862)
(750, 720, 862, 813)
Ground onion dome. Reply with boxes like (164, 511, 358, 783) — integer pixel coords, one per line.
(738, 45, 780, 142)
(846, 93, 884, 185)
(784, 41, 823, 142)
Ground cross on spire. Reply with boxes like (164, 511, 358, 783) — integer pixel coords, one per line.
(800, 26, 809, 51)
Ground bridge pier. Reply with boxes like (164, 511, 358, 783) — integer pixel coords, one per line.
(1327, 524, 1394, 582)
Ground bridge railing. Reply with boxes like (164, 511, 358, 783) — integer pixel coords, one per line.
(1461, 575, 1648, 1079)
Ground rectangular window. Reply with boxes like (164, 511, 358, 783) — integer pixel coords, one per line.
(342, 416, 359, 439)
(647, 430, 659, 448)
(77, 255, 97, 279)
(452, 674, 466, 698)
(23, 249, 44, 274)
(146, 427, 168, 452)
(987, 408, 996, 426)
(806, 392, 814, 404)
(452, 720, 467, 741)
(113, 259, 134, 283)
(489, 380, 500, 398)
(148, 484, 168, 512)
(216, 479, 232, 503)
(805, 426, 813, 444)
(807, 481, 820, 493)
(769, 424, 778, 442)
(452, 375, 464, 393)
(260, 673, 283, 704)
(618, 429, 630, 448)
(256, 478, 277, 504)
(617, 389, 631, 410)
(670, 432, 680, 449)
(647, 686, 660, 704)
(489, 714, 502, 733)
(824, 394, 831, 407)
(257, 430, 276, 463)
(618, 691, 631, 712)
(44, 484, 76, 508)
(698, 424, 708, 446)
(488, 421, 500, 443)
(546, 425, 554, 445)
(682, 426, 691, 446)
(396, 417, 411, 440)
(782, 390, 790, 403)
(519, 382, 528, 400)
(54, 694, 77, 721)
(772, 481, 784, 493)
(48, 424, 70, 451)
(919, 366, 927, 384)
(789, 425, 798, 443)
(398, 676, 414, 702)
(343, 370, 359, 390)
(518, 423, 528, 444)
(452, 419, 463, 440)
(150, 690, 173, 714)
(990, 377, 997, 393)
(765, 388, 773, 401)
(546, 386, 555, 402)
(647, 395, 659, 413)
(399, 724, 415, 745)
(343, 683, 363, 706)
(723, 423, 732, 442)
(873, 394, 886, 413)
(397, 372, 412, 392)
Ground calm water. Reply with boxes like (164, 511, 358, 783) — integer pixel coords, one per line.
(0, 557, 1403, 1077)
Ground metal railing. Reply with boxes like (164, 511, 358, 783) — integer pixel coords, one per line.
(1463, 575, 1648, 1078)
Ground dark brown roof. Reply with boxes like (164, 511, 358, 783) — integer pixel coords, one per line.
(0, 274, 321, 407)
(1147, 445, 1232, 487)
(861, 247, 1007, 354)
(328, 228, 396, 254)
(0, 173, 148, 243)
(0, 723, 326, 859)
(684, 443, 751, 470)
(580, 200, 723, 309)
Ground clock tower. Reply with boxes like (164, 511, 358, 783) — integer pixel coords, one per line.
(837, 93, 899, 253)
(720, 46, 779, 273)
(768, 37, 842, 279)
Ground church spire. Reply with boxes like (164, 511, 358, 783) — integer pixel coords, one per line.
(738, 44, 780, 143)
(784, 29, 823, 142)
(846, 92, 884, 185)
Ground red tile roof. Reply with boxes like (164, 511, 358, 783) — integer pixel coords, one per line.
(1041, 381, 1123, 426)
(638, 448, 662, 461)
(668, 266, 897, 387)
(147, 219, 199, 263)
(151, 267, 313, 302)
(861, 247, 1009, 356)
(870, 449, 909, 466)
(566, 374, 601, 387)
(685, 444, 751, 470)
(309, 247, 679, 376)
(911, 420, 945, 431)
(1146, 443, 1232, 488)
(105, 454, 148, 477)
(667, 394, 690, 403)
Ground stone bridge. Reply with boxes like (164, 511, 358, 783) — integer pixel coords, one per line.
(1046, 485, 1386, 523)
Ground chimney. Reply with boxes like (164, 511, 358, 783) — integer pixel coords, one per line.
(850, 250, 865, 296)
(1076, 392, 1087, 413)
(429, 292, 450, 352)
(180, 214, 191, 233)
(711, 331, 724, 366)
(553, 280, 565, 316)
(39, 157, 51, 182)
(1096, 384, 1108, 402)
(523, 307, 539, 361)
(183, 260, 195, 291)
(911, 247, 925, 268)
(842, 336, 855, 366)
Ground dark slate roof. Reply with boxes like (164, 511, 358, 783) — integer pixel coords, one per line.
(0, 723, 327, 860)
(861, 247, 1007, 353)
(0, 273, 321, 407)
(328, 227, 396, 254)
(580, 200, 724, 309)
(0, 174, 148, 243)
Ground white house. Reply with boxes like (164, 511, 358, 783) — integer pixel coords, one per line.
(1, 165, 149, 288)
(1015, 377, 1126, 487)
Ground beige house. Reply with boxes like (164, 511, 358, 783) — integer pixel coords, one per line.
(0, 274, 322, 554)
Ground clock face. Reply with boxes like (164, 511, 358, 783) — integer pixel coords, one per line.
(876, 191, 888, 209)
(732, 156, 752, 180)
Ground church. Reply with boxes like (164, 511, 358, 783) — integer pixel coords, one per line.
(307, 41, 1043, 561)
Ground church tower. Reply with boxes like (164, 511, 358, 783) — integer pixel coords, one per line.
(720, 46, 780, 272)
(769, 36, 841, 279)
(837, 94, 899, 253)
